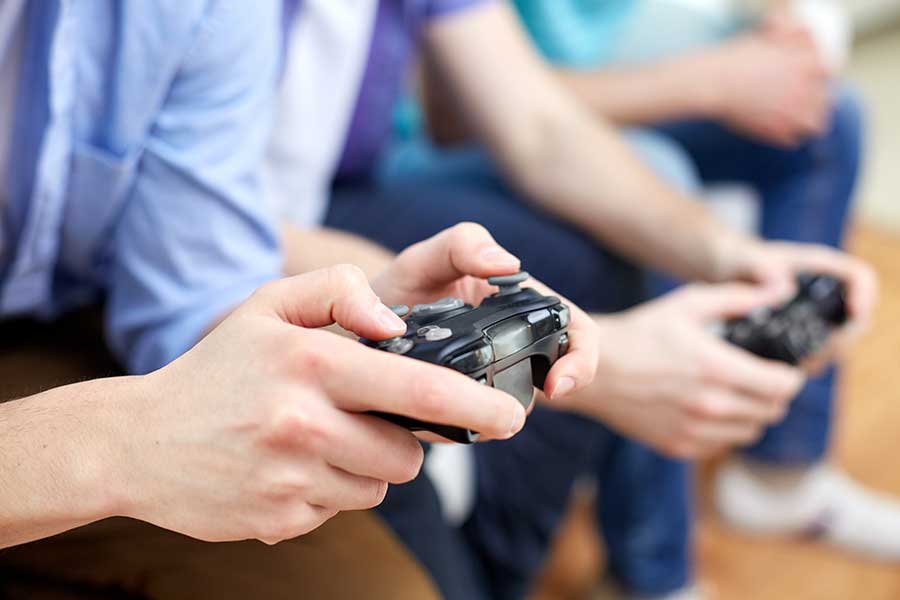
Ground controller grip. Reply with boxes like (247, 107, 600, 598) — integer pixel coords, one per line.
(368, 412, 480, 444)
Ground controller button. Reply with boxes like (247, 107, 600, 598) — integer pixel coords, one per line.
(552, 305, 571, 328)
(417, 325, 440, 337)
(410, 297, 466, 317)
(449, 344, 494, 373)
(526, 309, 555, 338)
(486, 318, 533, 360)
(477, 376, 487, 385)
(424, 327, 453, 342)
(380, 338, 414, 355)
(389, 304, 410, 318)
(559, 332, 570, 355)
(488, 271, 530, 296)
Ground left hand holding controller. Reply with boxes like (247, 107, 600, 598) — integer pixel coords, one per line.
(370, 222, 600, 402)
(717, 239, 878, 369)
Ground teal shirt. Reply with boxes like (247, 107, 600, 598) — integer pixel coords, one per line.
(512, 0, 634, 67)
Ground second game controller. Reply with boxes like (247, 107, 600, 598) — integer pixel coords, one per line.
(361, 272, 570, 443)
(725, 273, 848, 365)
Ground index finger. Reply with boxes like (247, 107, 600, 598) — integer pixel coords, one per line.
(702, 337, 806, 406)
(318, 334, 527, 441)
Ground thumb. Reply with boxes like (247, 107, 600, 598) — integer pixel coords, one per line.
(249, 265, 408, 340)
(388, 222, 521, 289)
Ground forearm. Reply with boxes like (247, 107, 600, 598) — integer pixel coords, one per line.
(282, 225, 395, 280)
(555, 52, 721, 127)
(501, 104, 749, 281)
(0, 378, 138, 549)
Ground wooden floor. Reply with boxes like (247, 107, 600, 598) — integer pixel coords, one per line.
(532, 224, 900, 600)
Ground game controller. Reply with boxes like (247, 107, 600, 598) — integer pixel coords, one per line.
(724, 273, 849, 365)
(361, 272, 570, 443)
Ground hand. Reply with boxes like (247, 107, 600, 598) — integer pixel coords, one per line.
(700, 23, 831, 147)
(118, 265, 526, 544)
(372, 222, 599, 402)
(550, 284, 807, 459)
(716, 239, 878, 367)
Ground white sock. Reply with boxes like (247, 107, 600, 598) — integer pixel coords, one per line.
(715, 457, 900, 560)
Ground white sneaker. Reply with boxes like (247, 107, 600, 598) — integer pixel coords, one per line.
(715, 457, 900, 560)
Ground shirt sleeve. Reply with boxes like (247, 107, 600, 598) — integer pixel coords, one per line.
(426, 0, 495, 20)
(105, 0, 282, 374)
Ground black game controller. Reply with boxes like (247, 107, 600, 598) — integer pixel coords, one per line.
(725, 273, 849, 365)
(361, 272, 570, 443)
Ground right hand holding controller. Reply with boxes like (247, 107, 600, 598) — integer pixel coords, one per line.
(117, 263, 528, 545)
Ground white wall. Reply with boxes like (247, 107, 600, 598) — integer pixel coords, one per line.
(848, 0, 900, 32)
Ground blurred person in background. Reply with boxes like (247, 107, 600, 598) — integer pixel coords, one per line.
(271, 2, 878, 600)
(376, 0, 900, 597)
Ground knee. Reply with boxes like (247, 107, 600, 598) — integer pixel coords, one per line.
(623, 129, 700, 195)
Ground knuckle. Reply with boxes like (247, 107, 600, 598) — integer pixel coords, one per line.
(293, 343, 334, 383)
(259, 470, 312, 503)
(268, 408, 330, 451)
(690, 396, 721, 420)
(329, 263, 369, 293)
(450, 221, 489, 242)
(254, 515, 295, 544)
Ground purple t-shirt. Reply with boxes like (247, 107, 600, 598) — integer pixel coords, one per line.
(335, 0, 488, 180)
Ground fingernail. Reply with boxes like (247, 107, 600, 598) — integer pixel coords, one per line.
(481, 246, 520, 268)
(508, 403, 526, 437)
(550, 377, 576, 400)
(377, 304, 407, 334)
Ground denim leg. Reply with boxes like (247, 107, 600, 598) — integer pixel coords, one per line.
(656, 88, 864, 465)
(326, 176, 642, 600)
(593, 131, 700, 596)
(597, 439, 693, 596)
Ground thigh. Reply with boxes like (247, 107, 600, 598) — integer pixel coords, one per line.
(465, 407, 612, 600)
(0, 513, 440, 600)
(375, 465, 492, 600)
(595, 437, 693, 596)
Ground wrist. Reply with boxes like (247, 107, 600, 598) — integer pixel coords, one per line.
(77, 376, 152, 522)
(705, 227, 765, 283)
(0, 376, 146, 547)
(679, 50, 732, 120)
